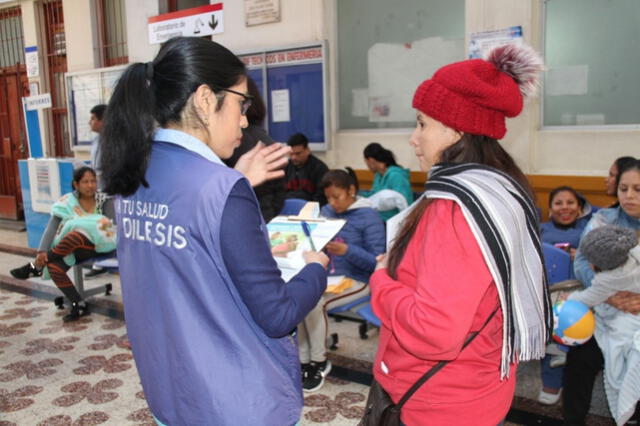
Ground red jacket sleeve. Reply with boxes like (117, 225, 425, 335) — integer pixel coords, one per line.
(370, 199, 495, 360)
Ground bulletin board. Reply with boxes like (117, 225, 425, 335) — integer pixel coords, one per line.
(238, 42, 329, 151)
(65, 64, 128, 148)
(65, 42, 329, 150)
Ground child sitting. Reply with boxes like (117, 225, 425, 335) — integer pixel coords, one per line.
(297, 168, 385, 392)
(568, 225, 640, 425)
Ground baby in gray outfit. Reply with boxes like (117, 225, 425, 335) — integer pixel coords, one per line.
(569, 225, 639, 306)
(568, 224, 640, 426)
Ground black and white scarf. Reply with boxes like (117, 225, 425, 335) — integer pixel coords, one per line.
(424, 163, 552, 378)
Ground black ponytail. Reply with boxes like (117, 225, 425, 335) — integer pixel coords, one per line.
(320, 167, 359, 192)
(101, 63, 155, 196)
(363, 142, 398, 168)
(100, 37, 246, 196)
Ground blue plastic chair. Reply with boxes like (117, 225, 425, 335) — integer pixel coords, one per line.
(542, 242, 572, 284)
(327, 295, 370, 314)
(279, 198, 307, 216)
(327, 295, 372, 344)
(356, 303, 381, 328)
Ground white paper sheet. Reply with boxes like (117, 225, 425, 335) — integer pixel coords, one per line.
(546, 65, 589, 96)
(271, 89, 291, 122)
(351, 88, 369, 117)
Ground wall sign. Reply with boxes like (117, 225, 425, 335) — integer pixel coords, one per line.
(25, 46, 39, 78)
(148, 3, 224, 45)
(468, 26, 523, 59)
(25, 93, 52, 111)
(244, 0, 280, 26)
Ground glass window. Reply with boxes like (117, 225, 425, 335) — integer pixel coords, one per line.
(543, 0, 640, 126)
(337, 0, 465, 130)
(158, 0, 210, 14)
(0, 7, 25, 68)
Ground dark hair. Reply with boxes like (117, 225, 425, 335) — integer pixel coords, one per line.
(363, 142, 398, 167)
(615, 156, 636, 175)
(548, 186, 584, 209)
(287, 133, 309, 148)
(100, 37, 246, 196)
(387, 133, 532, 278)
(245, 77, 266, 125)
(73, 166, 96, 186)
(90, 104, 107, 121)
(320, 168, 359, 192)
(616, 158, 640, 190)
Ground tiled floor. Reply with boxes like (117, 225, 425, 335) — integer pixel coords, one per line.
(0, 288, 374, 425)
(0, 227, 617, 425)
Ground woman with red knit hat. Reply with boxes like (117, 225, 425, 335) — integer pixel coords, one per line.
(364, 44, 552, 425)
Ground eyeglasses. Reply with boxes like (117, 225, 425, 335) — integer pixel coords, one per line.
(215, 88, 253, 115)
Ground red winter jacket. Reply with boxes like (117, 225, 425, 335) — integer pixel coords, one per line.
(371, 199, 516, 426)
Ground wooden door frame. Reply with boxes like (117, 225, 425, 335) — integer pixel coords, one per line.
(0, 64, 29, 219)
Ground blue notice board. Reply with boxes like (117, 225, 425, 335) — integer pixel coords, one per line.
(267, 63, 324, 144)
(239, 43, 328, 150)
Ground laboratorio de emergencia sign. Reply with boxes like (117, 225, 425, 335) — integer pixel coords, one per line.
(147, 3, 224, 45)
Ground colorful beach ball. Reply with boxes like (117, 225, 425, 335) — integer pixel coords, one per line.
(552, 300, 595, 346)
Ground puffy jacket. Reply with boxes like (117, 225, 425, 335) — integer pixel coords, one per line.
(364, 165, 413, 221)
(320, 197, 386, 283)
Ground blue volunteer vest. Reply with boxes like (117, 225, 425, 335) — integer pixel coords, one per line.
(117, 137, 303, 425)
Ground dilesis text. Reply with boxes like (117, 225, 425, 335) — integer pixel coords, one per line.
(117, 199, 187, 250)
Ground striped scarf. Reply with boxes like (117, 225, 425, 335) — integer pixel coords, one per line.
(424, 163, 552, 378)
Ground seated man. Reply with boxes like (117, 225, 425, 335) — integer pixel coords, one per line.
(284, 133, 329, 205)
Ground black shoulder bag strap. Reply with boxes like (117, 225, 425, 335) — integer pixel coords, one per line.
(395, 306, 500, 410)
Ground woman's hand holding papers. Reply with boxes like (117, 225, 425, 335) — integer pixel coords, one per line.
(303, 250, 330, 268)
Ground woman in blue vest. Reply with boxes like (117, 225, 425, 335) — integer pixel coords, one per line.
(99, 37, 329, 426)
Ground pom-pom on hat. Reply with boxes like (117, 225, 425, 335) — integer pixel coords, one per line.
(412, 44, 543, 139)
(579, 225, 638, 271)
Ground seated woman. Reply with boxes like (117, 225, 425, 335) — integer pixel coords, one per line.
(563, 159, 640, 425)
(361, 142, 413, 221)
(10, 166, 116, 322)
(297, 168, 385, 392)
(538, 186, 593, 405)
(540, 185, 595, 260)
(605, 156, 635, 206)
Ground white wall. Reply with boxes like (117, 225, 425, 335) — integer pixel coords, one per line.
(125, 0, 160, 62)
(465, 0, 538, 173)
(212, 0, 324, 53)
(326, 0, 639, 176)
(63, 0, 97, 72)
(12, 0, 635, 173)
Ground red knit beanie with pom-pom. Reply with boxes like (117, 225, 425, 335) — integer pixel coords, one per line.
(412, 44, 543, 140)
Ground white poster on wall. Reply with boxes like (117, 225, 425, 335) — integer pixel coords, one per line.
(25, 46, 39, 78)
(546, 65, 589, 96)
(271, 89, 291, 122)
(367, 37, 464, 122)
(72, 74, 102, 143)
(27, 158, 61, 214)
(351, 88, 369, 117)
(468, 26, 523, 59)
